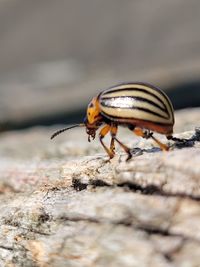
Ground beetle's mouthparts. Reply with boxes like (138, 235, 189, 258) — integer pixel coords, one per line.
(86, 127, 96, 142)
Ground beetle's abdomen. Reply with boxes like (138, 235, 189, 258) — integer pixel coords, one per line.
(99, 83, 174, 126)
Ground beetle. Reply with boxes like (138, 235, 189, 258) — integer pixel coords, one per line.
(51, 82, 183, 160)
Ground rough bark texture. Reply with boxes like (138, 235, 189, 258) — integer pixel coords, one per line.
(0, 108, 200, 267)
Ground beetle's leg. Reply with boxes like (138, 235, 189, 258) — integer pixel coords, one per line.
(111, 125, 132, 160)
(99, 125, 114, 159)
(151, 135, 169, 151)
(133, 128, 151, 139)
(133, 127, 169, 151)
(110, 137, 115, 154)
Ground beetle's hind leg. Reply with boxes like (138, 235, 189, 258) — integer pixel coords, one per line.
(133, 127, 169, 151)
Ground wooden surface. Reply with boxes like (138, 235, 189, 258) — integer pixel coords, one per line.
(0, 108, 200, 266)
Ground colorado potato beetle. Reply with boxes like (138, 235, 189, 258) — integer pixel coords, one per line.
(51, 82, 180, 160)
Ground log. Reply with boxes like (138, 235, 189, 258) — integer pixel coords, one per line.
(0, 108, 200, 267)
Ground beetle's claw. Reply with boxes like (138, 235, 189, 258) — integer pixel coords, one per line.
(109, 153, 115, 159)
(126, 153, 132, 161)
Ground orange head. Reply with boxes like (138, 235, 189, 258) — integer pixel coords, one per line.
(85, 97, 101, 125)
(84, 97, 103, 141)
(51, 97, 103, 143)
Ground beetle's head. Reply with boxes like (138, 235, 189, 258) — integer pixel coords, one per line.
(51, 96, 103, 142)
(84, 97, 103, 142)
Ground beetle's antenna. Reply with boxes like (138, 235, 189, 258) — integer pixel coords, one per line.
(51, 124, 85, 139)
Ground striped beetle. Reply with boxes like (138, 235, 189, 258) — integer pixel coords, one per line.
(51, 82, 181, 160)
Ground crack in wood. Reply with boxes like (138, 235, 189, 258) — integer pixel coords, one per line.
(56, 215, 200, 247)
(117, 182, 200, 201)
(72, 177, 200, 201)
(0, 245, 14, 251)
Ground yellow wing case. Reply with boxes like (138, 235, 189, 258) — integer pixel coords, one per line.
(98, 83, 174, 125)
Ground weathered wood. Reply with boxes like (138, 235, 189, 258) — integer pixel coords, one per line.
(0, 109, 200, 267)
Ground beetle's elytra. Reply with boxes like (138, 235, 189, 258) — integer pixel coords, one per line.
(51, 82, 179, 160)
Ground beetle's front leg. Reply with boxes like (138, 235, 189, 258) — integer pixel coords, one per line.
(99, 125, 114, 159)
(111, 124, 132, 160)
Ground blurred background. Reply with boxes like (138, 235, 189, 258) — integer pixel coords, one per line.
(0, 0, 200, 132)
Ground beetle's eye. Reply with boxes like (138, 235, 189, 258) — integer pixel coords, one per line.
(89, 103, 94, 108)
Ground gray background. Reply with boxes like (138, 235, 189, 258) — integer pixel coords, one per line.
(0, 0, 200, 130)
